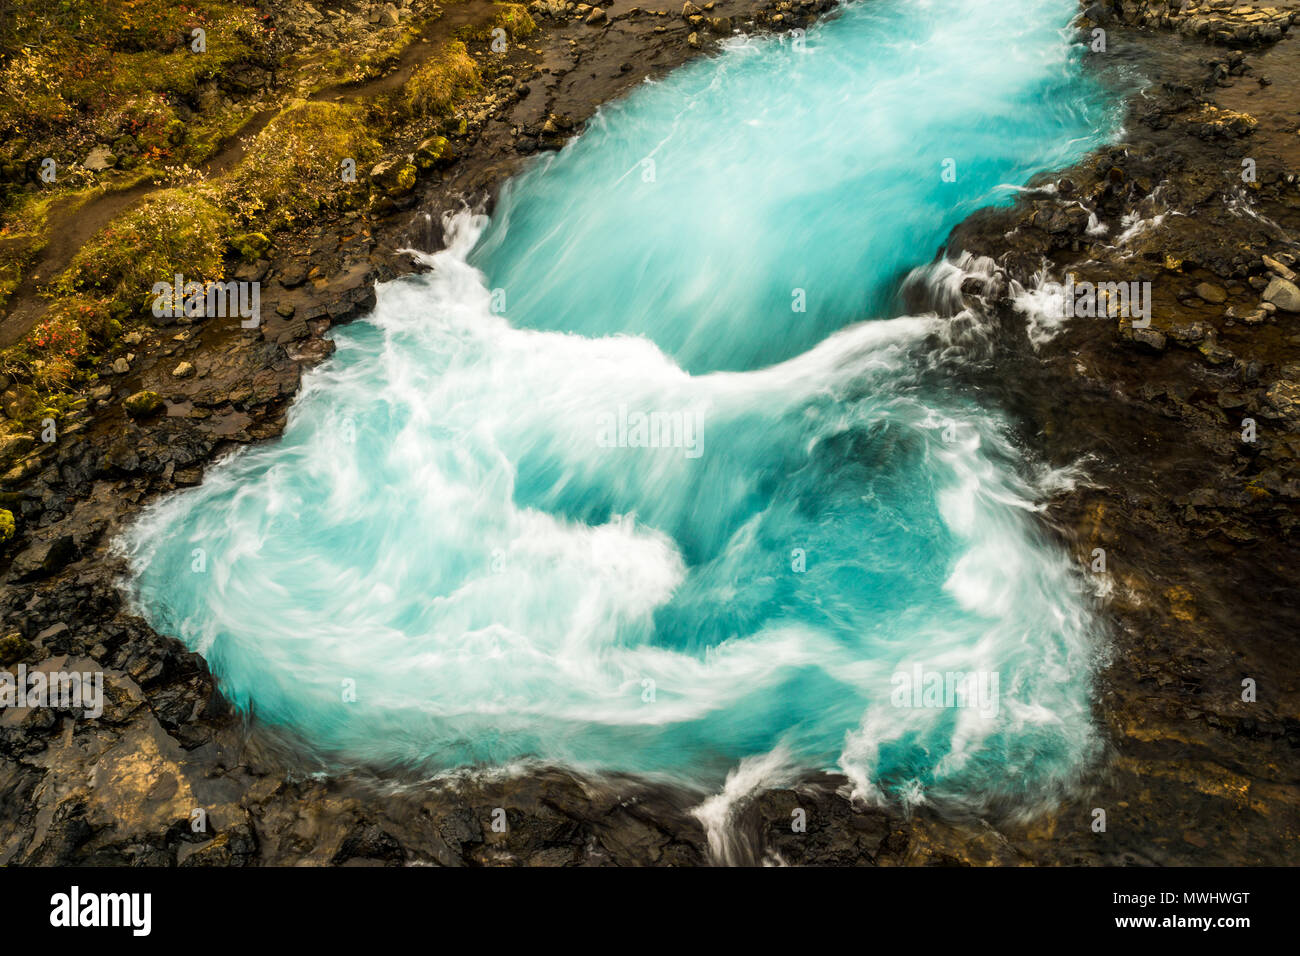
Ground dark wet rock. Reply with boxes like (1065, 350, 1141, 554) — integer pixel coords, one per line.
(1131, 327, 1167, 351)
(1197, 339, 1236, 365)
(9, 533, 77, 581)
(1265, 380, 1300, 420)
(1168, 321, 1210, 345)
(277, 261, 310, 289)
(332, 824, 406, 865)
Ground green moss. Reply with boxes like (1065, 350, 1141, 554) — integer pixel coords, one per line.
(124, 390, 164, 419)
(307, 24, 423, 92)
(0, 174, 157, 316)
(463, 4, 538, 42)
(231, 231, 271, 261)
(218, 101, 379, 230)
(403, 41, 481, 118)
(55, 188, 231, 316)
(492, 4, 539, 40)
(415, 135, 455, 170)
(0, 1, 266, 179)
(0, 509, 14, 546)
(0, 631, 31, 664)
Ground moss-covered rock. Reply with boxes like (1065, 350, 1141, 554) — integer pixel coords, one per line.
(123, 390, 165, 419)
(369, 157, 417, 197)
(0, 630, 31, 665)
(414, 135, 456, 171)
(0, 508, 14, 546)
(231, 231, 271, 262)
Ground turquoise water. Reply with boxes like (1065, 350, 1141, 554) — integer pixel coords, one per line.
(126, 0, 1120, 807)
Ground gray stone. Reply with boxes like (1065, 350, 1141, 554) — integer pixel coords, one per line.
(1132, 328, 1167, 351)
(83, 147, 116, 171)
(1262, 277, 1300, 313)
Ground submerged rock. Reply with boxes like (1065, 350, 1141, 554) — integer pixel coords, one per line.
(1194, 281, 1227, 304)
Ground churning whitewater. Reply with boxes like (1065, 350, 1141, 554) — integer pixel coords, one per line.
(125, 0, 1123, 808)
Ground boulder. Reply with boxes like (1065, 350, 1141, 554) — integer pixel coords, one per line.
(123, 390, 164, 419)
(1262, 277, 1300, 313)
(368, 157, 417, 197)
(414, 135, 456, 170)
(1132, 328, 1167, 352)
(83, 147, 116, 171)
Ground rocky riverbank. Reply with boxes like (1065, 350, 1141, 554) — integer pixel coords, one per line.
(0, 0, 847, 866)
(937, 0, 1300, 863)
(1, 0, 1297, 865)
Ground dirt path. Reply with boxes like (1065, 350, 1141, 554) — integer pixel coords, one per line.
(0, 2, 496, 348)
